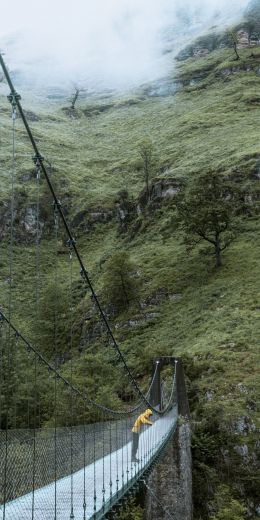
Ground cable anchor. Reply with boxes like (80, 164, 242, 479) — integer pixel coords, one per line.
(67, 238, 76, 247)
(33, 154, 44, 180)
(7, 91, 21, 120)
(80, 268, 89, 279)
(52, 200, 62, 210)
(14, 331, 21, 341)
(67, 238, 76, 260)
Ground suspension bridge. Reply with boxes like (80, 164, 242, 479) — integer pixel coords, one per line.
(0, 54, 189, 520)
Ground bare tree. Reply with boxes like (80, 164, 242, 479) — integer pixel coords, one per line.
(228, 30, 240, 60)
(70, 87, 80, 110)
(70, 85, 86, 110)
(138, 139, 154, 201)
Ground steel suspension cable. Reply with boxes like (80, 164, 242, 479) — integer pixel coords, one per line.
(31, 353, 37, 520)
(115, 420, 119, 498)
(0, 53, 171, 413)
(102, 410, 106, 514)
(53, 206, 59, 519)
(0, 317, 4, 430)
(83, 399, 87, 520)
(13, 332, 18, 430)
(121, 419, 124, 494)
(30, 153, 41, 520)
(0, 309, 175, 420)
(93, 421, 97, 517)
(69, 246, 75, 520)
(109, 420, 113, 504)
(3, 90, 17, 520)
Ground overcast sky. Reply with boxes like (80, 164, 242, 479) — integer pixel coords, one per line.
(0, 0, 249, 91)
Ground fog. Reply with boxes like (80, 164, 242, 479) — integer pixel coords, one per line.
(0, 0, 249, 92)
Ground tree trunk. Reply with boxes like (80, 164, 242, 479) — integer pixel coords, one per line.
(234, 43, 240, 60)
(215, 235, 222, 268)
(145, 163, 150, 202)
(71, 89, 79, 109)
(120, 273, 129, 307)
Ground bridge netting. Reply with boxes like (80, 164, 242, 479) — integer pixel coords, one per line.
(0, 53, 178, 519)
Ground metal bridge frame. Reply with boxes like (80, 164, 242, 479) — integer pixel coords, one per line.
(150, 357, 190, 418)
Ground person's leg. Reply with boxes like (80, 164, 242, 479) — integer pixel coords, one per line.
(132, 432, 139, 461)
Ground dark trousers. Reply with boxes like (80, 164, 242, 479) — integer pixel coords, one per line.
(132, 432, 139, 459)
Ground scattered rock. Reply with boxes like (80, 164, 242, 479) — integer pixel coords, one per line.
(144, 312, 160, 321)
(71, 208, 114, 233)
(115, 319, 141, 330)
(141, 289, 182, 309)
(232, 416, 257, 435)
(137, 178, 182, 213)
(234, 444, 249, 458)
(205, 390, 214, 402)
(20, 171, 35, 183)
(236, 383, 248, 394)
(193, 47, 210, 58)
(21, 206, 44, 237)
(237, 30, 250, 49)
(169, 293, 182, 302)
(151, 179, 181, 199)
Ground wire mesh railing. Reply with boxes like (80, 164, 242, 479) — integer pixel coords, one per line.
(0, 311, 178, 519)
(0, 422, 130, 504)
(0, 406, 178, 520)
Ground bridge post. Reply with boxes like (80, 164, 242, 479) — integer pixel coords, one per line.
(149, 361, 162, 410)
(145, 357, 193, 520)
(149, 356, 190, 412)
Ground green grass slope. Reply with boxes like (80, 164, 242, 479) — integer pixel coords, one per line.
(0, 40, 259, 518)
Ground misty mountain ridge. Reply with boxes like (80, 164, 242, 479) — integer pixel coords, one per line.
(0, 0, 256, 97)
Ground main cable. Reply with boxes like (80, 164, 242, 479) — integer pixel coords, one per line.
(3, 89, 17, 520)
(0, 310, 176, 420)
(0, 53, 166, 413)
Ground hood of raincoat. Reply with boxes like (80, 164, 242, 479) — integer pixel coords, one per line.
(144, 409, 153, 417)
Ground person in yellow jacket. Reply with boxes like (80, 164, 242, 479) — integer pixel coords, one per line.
(131, 409, 153, 463)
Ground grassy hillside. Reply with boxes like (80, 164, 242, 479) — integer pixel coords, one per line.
(0, 32, 259, 520)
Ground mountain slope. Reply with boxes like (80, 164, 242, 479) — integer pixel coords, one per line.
(0, 8, 260, 519)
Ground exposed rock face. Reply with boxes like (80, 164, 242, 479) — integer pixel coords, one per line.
(220, 64, 260, 78)
(193, 47, 210, 58)
(21, 207, 44, 237)
(237, 30, 250, 49)
(151, 179, 182, 200)
(234, 444, 249, 458)
(71, 207, 114, 233)
(137, 178, 182, 214)
(232, 416, 257, 435)
(146, 420, 193, 520)
(69, 178, 181, 235)
(115, 178, 182, 232)
(0, 198, 44, 242)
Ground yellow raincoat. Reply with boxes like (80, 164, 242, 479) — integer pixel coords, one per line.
(132, 409, 153, 433)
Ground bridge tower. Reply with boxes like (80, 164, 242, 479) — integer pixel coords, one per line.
(146, 357, 193, 520)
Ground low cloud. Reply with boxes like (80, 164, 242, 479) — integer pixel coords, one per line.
(0, 0, 249, 92)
